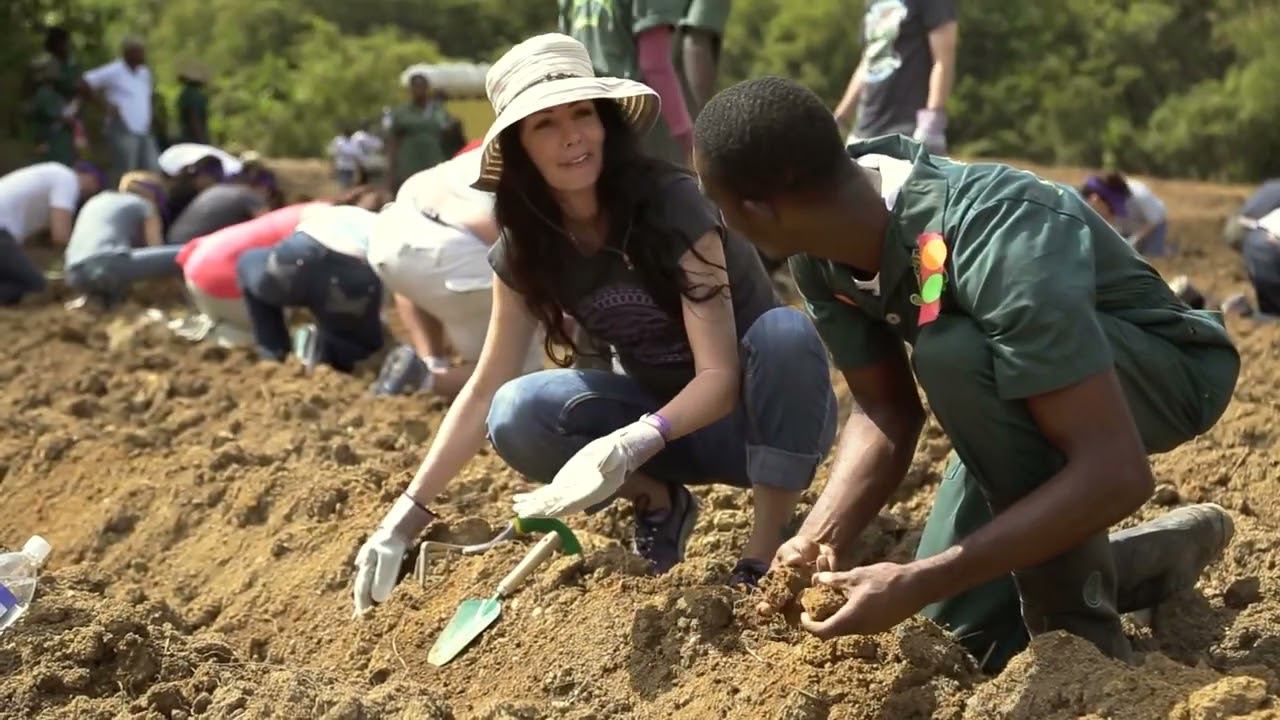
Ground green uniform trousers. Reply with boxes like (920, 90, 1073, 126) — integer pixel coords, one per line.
(911, 313, 1238, 672)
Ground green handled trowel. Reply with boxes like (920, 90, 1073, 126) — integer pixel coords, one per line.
(427, 519, 581, 667)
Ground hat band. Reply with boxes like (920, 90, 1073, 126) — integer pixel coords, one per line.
(496, 71, 582, 115)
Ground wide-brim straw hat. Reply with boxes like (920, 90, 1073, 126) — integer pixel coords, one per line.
(470, 33, 660, 191)
(177, 58, 212, 84)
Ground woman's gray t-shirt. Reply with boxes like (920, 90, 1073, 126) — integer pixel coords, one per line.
(65, 191, 154, 268)
(489, 173, 780, 400)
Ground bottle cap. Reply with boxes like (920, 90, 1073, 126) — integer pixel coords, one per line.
(22, 536, 52, 564)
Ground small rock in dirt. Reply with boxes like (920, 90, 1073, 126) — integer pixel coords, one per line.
(1224, 576, 1262, 609)
(64, 397, 101, 418)
(321, 699, 364, 720)
(776, 689, 829, 720)
(399, 419, 431, 444)
(758, 566, 809, 615)
(199, 345, 229, 362)
(799, 585, 845, 622)
(1151, 483, 1181, 506)
(192, 693, 214, 714)
(145, 682, 188, 715)
(332, 442, 360, 466)
(1178, 675, 1268, 720)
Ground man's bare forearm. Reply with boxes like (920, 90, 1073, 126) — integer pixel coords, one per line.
(799, 407, 923, 557)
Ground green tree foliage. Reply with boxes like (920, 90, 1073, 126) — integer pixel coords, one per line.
(3, 0, 1278, 181)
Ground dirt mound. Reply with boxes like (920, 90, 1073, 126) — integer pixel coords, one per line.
(0, 565, 453, 720)
(0, 166, 1278, 717)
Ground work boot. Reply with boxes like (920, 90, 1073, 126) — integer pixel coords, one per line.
(371, 344, 430, 396)
(1110, 503, 1235, 614)
(1013, 531, 1133, 662)
(633, 484, 699, 574)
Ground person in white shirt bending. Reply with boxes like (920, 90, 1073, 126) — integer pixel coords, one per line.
(82, 37, 159, 186)
(0, 161, 103, 304)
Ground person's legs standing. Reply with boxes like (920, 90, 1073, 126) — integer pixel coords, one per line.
(0, 230, 47, 305)
(137, 133, 160, 173)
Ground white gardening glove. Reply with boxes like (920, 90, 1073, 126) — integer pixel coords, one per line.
(352, 494, 435, 617)
(913, 108, 948, 154)
(512, 417, 667, 518)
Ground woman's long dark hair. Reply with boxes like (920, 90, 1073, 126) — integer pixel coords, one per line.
(494, 99, 727, 366)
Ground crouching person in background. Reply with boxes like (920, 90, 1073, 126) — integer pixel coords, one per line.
(236, 186, 390, 372)
(64, 171, 179, 308)
(367, 143, 544, 399)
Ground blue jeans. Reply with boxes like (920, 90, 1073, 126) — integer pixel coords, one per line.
(1135, 221, 1170, 257)
(236, 231, 383, 372)
(66, 246, 183, 303)
(486, 307, 838, 493)
(0, 230, 45, 305)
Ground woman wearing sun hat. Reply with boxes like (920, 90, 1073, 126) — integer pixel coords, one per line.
(352, 34, 838, 614)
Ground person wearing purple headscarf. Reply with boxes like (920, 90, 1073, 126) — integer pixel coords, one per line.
(0, 161, 102, 304)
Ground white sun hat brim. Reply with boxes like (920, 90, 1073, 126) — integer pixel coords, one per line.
(469, 34, 660, 191)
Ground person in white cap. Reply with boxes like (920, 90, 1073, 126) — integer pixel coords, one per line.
(352, 34, 839, 615)
(367, 142, 544, 399)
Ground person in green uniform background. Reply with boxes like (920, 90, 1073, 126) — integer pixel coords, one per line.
(693, 77, 1241, 672)
(385, 68, 448, 193)
(559, 0, 696, 165)
(176, 60, 211, 145)
(44, 26, 81, 105)
(28, 56, 76, 166)
(678, 0, 731, 116)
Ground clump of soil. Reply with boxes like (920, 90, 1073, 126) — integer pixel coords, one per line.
(758, 565, 810, 616)
(800, 585, 846, 622)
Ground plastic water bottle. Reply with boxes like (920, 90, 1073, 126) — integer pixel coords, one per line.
(0, 536, 52, 633)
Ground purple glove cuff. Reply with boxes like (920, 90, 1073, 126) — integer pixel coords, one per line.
(916, 108, 948, 136)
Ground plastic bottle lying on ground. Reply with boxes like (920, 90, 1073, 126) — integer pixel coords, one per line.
(0, 536, 53, 633)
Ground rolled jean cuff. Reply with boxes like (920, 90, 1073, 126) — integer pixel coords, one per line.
(746, 444, 821, 491)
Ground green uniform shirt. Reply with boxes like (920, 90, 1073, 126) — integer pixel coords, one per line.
(30, 84, 75, 166)
(559, 0, 687, 80)
(389, 101, 449, 187)
(791, 136, 1235, 400)
(177, 83, 209, 144)
(680, 0, 731, 34)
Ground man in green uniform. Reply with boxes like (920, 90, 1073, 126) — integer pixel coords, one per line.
(176, 61, 211, 145)
(678, 0, 731, 116)
(692, 77, 1240, 671)
(29, 56, 76, 166)
(386, 69, 449, 193)
(559, 0, 695, 164)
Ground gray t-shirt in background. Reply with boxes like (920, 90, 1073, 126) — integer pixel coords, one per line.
(855, 0, 957, 138)
(489, 173, 780, 400)
(65, 192, 154, 269)
(167, 184, 266, 246)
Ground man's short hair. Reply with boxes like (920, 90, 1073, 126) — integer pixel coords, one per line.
(694, 76, 850, 201)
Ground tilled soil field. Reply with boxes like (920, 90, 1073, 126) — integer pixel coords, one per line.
(0, 165, 1276, 719)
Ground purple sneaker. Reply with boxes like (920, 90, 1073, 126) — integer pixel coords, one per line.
(633, 484, 699, 574)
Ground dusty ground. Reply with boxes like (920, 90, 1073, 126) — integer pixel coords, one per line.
(1, 163, 1278, 719)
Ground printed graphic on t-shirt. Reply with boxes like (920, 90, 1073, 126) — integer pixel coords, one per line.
(862, 0, 910, 84)
(566, 0, 620, 33)
(574, 283, 691, 365)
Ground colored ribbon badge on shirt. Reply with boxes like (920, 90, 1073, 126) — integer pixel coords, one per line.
(911, 232, 948, 326)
